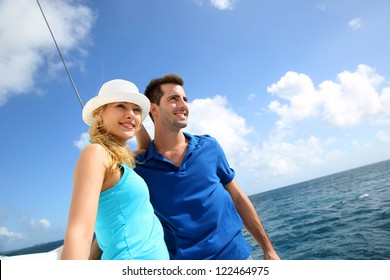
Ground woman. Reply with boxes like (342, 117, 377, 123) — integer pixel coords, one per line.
(61, 79, 168, 260)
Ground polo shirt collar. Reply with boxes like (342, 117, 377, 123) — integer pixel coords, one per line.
(143, 131, 198, 163)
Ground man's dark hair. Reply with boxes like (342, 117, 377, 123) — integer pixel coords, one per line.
(144, 73, 184, 121)
(145, 73, 184, 105)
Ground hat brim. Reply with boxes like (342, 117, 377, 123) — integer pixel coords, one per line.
(82, 91, 150, 126)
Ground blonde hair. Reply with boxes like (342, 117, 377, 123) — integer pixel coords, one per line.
(89, 105, 136, 178)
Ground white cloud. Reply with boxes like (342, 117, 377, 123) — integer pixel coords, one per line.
(0, 227, 23, 238)
(262, 136, 324, 175)
(379, 87, 390, 111)
(29, 218, 51, 229)
(316, 2, 327, 11)
(247, 93, 257, 101)
(186, 95, 252, 165)
(267, 71, 320, 127)
(192, 0, 204, 7)
(348, 17, 362, 30)
(352, 139, 372, 150)
(0, 0, 95, 106)
(321, 65, 385, 127)
(377, 130, 390, 143)
(0, 215, 60, 251)
(267, 64, 390, 128)
(74, 132, 90, 150)
(211, 0, 236, 10)
(326, 149, 345, 161)
(235, 134, 343, 181)
(39, 219, 51, 229)
(193, 0, 236, 10)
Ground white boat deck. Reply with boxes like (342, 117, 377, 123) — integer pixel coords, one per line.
(0, 246, 63, 260)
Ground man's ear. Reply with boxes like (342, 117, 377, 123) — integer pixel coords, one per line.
(150, 103, 158, 117)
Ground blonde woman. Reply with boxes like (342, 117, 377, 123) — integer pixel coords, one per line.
(61, 79, 168, 260)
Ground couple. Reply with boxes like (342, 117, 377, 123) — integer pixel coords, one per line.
(61, 73, 280, 260)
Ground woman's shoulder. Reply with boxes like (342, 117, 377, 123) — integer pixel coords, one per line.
(81, 143, 107, 154)
(79, 143, 109, 164)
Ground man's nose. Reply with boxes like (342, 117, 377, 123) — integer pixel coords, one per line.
(177, 98, 187, 109)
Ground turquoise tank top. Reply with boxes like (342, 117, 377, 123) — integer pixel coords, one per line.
(95, 164, 169, 260)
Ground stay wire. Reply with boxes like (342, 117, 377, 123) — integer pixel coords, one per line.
(36, 0, 84, 108)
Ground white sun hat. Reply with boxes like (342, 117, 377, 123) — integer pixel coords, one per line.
(82, 79, 150, 126)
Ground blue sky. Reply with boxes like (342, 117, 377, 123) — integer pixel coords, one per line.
(0, 0, 389, 252)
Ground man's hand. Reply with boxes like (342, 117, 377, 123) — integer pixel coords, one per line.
(263, 249, 280, 260)
(88, 238, 103, 260)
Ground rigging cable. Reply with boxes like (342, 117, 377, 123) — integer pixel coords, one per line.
(36, 0, 84, 108)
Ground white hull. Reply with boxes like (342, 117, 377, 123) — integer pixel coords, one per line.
(0, 246, 63, 260)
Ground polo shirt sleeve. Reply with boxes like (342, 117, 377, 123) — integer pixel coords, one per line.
(211, 136, 235, 185)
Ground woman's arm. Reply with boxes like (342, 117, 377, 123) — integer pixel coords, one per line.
(60, 144, 107, 260)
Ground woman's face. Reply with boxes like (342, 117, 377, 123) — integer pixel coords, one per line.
(100, 102, 142, 143)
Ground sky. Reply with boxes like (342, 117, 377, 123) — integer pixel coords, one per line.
(0, 0, 389, 252)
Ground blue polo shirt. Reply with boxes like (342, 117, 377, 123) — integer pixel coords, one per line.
(135, 132, 253, 260)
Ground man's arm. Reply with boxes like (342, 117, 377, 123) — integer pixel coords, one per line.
(134, 124, 151, 155)
(88, 238, 102, 260)
(224, 179, 280, 260)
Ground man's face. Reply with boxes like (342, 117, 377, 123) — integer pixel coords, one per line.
(153, 83, 189, 130)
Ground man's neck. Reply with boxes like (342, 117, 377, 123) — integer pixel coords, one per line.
(153, 127, 188, 166)
(154, 126, 186, 152)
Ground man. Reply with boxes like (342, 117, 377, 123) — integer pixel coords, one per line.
(90, 73, 279, 260)
(135, 73, 279, 260)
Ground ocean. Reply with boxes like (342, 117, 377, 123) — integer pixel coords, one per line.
(2, 160, 390, 259)
(245, 159, 390, 260)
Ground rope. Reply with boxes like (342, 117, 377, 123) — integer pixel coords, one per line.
(36, 0, 84, 108)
